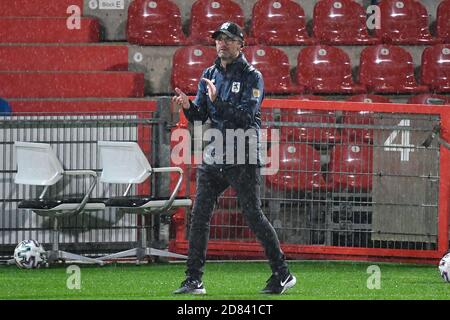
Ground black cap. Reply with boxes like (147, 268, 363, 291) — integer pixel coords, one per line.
(212, 22, 244, 41)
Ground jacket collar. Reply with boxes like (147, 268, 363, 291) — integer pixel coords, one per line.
(214, 52, 248, 74)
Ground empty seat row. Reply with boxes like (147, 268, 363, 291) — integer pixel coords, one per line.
(127, 0, 450, 46)
(171, 44, 300, 94)
(174, 145, 371, 200)
(171, 44, 450, 94)
(275, 109, 375, 145)
(178, 142, 373, 195)
(270, 100, 447, 148)
(267, 142, 373, 192)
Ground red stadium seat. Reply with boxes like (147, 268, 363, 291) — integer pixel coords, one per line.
(312, 0, 379, 45)
(279, 109, 340, 144)
(296, 45, 366, 94)
(346, 94, 392, 103)
(249, 0, 314, 45)
(359, 45, 429, 94)
(437, 0, 450, 43)
(243, 46, 302, 94)
(188, 0, 244, 45)
(171, 46, 217, 94)
(375, 0, 438, 44)
(407, 94, 450, 105)
(341, 111, 375, 144)
(421, 44, 450, 93)
(266, 142, 326, 191)
(328, 144, 373, 192)
(343, 95, 390, 144)
(127, 0, 186, 45)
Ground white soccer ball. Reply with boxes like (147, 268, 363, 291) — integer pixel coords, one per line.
(439, 252, 450, 282)
(13, 240, 47, 269)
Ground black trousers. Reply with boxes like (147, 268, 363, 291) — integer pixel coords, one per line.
(186, 164, 288, 280)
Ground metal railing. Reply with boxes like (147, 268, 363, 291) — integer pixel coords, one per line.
(0, 111, 159, 258)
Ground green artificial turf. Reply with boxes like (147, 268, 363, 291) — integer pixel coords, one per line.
(0, 260, 449, 300)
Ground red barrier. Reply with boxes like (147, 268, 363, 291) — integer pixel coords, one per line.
(0, 45, 129, 72)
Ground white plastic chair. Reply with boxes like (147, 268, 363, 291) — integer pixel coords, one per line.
(14, 141, 105, 265)
(97, 141, 190, 261)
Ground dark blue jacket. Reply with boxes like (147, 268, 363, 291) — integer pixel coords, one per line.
(0, 97, 11, 115)
(183, 52, 264, 166)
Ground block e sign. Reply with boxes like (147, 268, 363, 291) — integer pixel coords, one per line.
(99, 0, 124, 10)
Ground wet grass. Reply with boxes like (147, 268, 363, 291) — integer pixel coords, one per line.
(0, 260, 449, 300)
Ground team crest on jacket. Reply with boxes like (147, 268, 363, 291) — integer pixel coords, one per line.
(252, 88, 261, 98)
(232, 82, 240, 93)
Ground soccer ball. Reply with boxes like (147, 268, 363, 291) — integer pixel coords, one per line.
(439, 252, 450, 282)
(13, 240, 47, 269)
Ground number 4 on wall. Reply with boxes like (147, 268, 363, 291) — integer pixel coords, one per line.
(384, 119, 415, 162)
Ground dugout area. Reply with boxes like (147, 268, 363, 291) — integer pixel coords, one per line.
(1, 98, 449, 265)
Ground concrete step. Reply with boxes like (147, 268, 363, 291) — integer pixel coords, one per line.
(0, 72, 145, 98)
(0, 44, 129, 71)
(0, 0, 84, 17)
(9, 98, 157, 113)
(0, 17, 99, 43)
